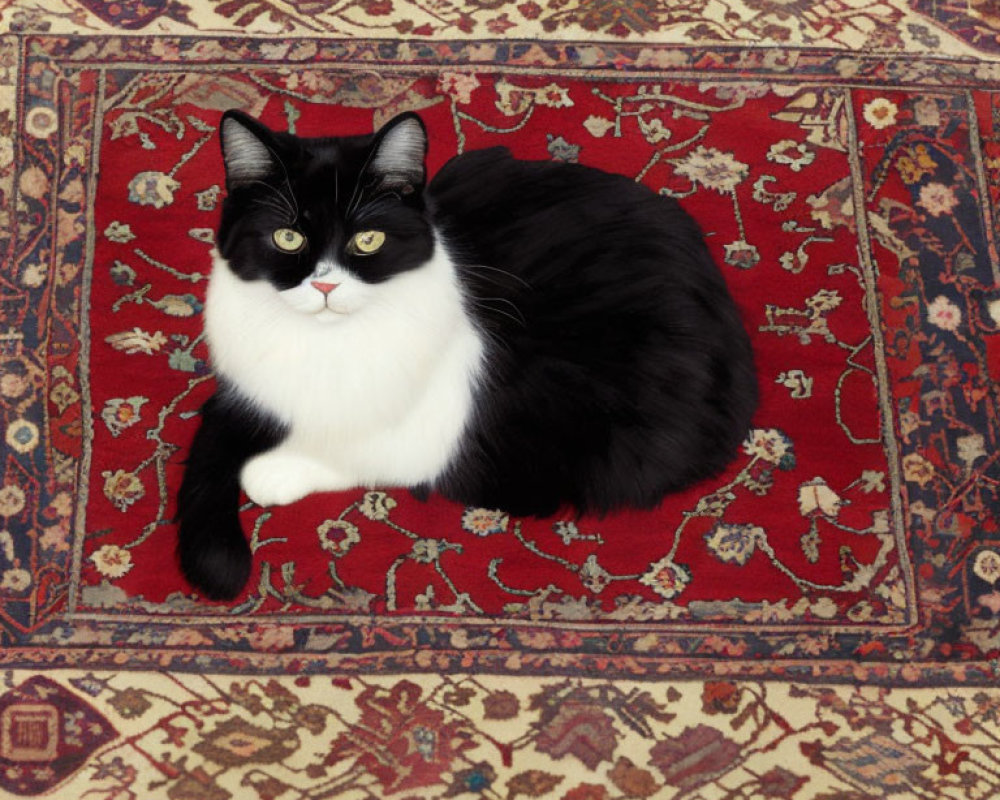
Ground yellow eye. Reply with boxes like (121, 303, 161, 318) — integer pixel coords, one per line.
(349, 230, 386, 256)
(272, 228, 305, 253)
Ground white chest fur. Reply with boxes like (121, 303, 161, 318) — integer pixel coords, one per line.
(204, 247, 485, 497)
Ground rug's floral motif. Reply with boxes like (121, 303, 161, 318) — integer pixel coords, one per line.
(1, 670, 997, 799)
(326, 680, 479, 793)
(910, 0, 1000, 53)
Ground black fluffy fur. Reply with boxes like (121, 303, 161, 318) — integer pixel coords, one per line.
(175, 111, 758, 599)
(176, 385, 286, 600)
(431, 147, 757, 516)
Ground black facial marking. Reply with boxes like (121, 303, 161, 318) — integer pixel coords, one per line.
(217, 111, 433, 290)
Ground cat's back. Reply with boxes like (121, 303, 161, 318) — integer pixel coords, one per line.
(430, 146, 638, 204)
(427, 147, 720, 295)
(427, 147, 758, 515)
(428, 147, 693, 243)
(427, 146, 737, 335)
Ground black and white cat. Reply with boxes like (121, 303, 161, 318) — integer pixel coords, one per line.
(176, 110, 758, 599)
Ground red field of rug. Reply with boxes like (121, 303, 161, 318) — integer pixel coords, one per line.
(81, 72, 901, 626)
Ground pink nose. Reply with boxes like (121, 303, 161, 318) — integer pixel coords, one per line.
(311, 281, 338, 296)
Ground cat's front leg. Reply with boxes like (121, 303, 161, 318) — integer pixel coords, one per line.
(177, 389, 285, 600)
(241, 447, 351, 507)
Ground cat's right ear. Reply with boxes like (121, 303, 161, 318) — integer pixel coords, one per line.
(366, 113, 427, 193)
(220, 110, 279, 189)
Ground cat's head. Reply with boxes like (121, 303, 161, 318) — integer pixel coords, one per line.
(216, 110, 434, 321)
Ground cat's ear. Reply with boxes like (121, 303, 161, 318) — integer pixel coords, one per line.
(366, 113, 427, 192)
(219, 110, 281, 189)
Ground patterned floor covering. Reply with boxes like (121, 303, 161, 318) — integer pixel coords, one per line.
(2, 1, 1000, 798)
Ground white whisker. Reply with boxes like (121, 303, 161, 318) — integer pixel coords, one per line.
(245, 179, 297, 221)
(464, 263, 532, 289)
(467, 296, 527, 328)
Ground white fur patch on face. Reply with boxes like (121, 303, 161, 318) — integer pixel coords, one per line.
(222, 117, 274, 185)
(278, 259, 373, 321)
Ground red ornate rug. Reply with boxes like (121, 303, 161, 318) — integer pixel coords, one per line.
(2, 1, 1000, 798)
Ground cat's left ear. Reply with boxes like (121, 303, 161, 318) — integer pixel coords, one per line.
(366, 113, 427, 193)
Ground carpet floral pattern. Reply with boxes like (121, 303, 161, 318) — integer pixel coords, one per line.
(1, 670, 999, 799)
(1, 0, 1000, 798)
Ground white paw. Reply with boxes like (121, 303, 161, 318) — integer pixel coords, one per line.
(240, 451, 346, 507)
